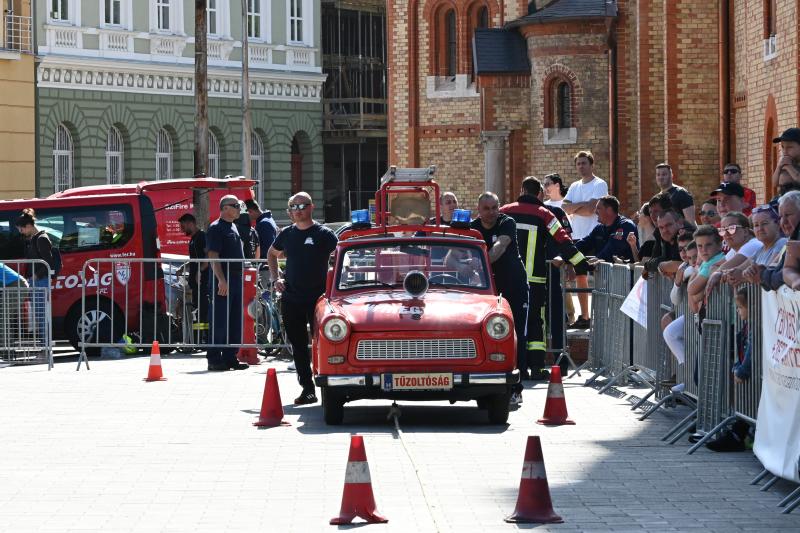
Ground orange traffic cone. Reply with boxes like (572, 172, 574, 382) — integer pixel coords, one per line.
(143, 341, 166, 382)
(505, 436, 563, 524)
(253, 368, 289, 427)
(330, 435, 388, 525)
(537, 366, 575, 425)
(237, 347, 260, 365)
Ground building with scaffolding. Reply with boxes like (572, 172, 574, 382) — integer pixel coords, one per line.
(321, 0, 387, 221)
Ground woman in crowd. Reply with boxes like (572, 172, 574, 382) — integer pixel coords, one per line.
(543, 173, 568, 208)
(722, 205, 786, 286)
(704, 212, 762, 296)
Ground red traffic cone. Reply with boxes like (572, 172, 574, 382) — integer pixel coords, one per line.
(143, 341, 166, 382)
(253, 368, 289, 427)
(537, 366, 575, 425)
(330, 435, 388, 525)
(505, 436, 563, 524)
(237, 347, 260, 365)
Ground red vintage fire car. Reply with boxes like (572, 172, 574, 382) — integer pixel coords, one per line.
(313, 167, 520, 424)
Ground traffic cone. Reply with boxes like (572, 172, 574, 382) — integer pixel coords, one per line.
(253, 368, 289, 427)
(537, 366, 575, 425)
(143, 341, 166, 382)
(330, 435, 388, 525)
(237, 347, 260, 365)
(505, 436, 563, 524)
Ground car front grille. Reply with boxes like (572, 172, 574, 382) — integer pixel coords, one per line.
(355, 338, 477, 360)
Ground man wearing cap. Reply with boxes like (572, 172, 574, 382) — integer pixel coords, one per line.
(721, 163, 756, 214)
(712, 182, 747, 220)
(268, 192, 338, 405)
(655, 163, 695, 222)
(771, 128, 800, 192)
(205, 195, 249, 371)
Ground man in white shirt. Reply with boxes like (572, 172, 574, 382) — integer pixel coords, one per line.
(562, 150, 608, 328)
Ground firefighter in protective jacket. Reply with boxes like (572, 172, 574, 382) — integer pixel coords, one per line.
(500, 176, 591, 380)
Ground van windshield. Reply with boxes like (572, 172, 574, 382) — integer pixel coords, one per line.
(338, 242, 489, 290)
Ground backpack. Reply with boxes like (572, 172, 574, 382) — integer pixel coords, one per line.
(34, 231, 62, 277)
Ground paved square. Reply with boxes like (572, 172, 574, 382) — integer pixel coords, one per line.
(1, 356, 797, 532)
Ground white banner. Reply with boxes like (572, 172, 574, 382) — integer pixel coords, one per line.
(620, 276, 647, 327)
(754, 287, 800, 483)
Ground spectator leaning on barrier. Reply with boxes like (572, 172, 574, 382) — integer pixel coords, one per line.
(562, 151, 608, 329)
(500, 177, 590, 381)
(643, 210, 683, 278)
(206, 195, 249, 372)
(725, 205, 786, 286)
(699, 199, 721, 226)
(630, 203, 656, 263)
(771, 127, 800, 192)
(687, 225, 726, 313)
(574, 195, 638, 263)
(245, 199, 278, 287)
(268, 192, 338, 406)
(662, 237, 698, 390)
(759, 190, 800, 291)
(721, 163, 756, 214)
(655, 163, 695, 222)
(705, 212, 762, 296)
(471, 192, 529, 406)
(178, 213, 210, 325)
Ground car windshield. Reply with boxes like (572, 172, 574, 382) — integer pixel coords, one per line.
(338, 242, 489, 290)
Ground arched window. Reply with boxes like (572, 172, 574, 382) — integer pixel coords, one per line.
(250, 132, 264, 204)
(155, 128, 173, 180)
(291, 135, 303, 193)
(467, 3, 490, 79)
(106, 126, 124, 185)
(556, 82, 572, 129)
(445, 10, 456, 77)
(53, 123, 74, 192)
(208, 131, 220, 178)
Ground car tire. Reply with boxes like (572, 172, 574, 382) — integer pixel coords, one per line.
(322, 387, 344, 425)
(65, 300, 125, 356)
(487, 393, 510, 425)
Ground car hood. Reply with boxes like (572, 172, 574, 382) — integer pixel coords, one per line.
(330, 289, 503, 332)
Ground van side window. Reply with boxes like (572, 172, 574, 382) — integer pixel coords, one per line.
(47, 205, 134, 253)
(0, 216, 25, 260)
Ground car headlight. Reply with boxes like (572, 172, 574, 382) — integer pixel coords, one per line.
(323, 317, 349, 343)
(485, 315, 511, 340)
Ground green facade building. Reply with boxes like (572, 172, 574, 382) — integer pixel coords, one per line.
(35, 0, 325, 213)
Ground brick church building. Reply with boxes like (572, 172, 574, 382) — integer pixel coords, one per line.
(387, 0, 798, 213)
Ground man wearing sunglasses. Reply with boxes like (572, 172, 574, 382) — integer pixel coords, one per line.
(268, 193, 338, 405)
(720, 163, 755, 215)
(206, 195, 250, 371)
(698, 200, 721, 226)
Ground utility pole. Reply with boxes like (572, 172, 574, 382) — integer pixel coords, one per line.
(241, 0, 252, 191)
(194, 0, 210, 229)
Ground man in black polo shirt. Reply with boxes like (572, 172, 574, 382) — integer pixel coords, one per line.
(470, 192, 527, 406)
(206, 195, 249, 371)
(268, 192, 338, 405)
(656, 163, 695, 222)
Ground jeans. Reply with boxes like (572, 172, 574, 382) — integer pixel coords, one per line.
(663, 315, 685, 364)
(282, 299, 316, 392)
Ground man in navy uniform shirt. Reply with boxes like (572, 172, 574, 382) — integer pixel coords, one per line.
(575, 195, 638, 263)
(206, 195, 249, 371)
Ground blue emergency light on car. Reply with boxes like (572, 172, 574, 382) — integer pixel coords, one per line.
(350, 209, 371, 229)
(450, 209, 471, 228)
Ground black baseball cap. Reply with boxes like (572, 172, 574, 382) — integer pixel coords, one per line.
(710, 182, 745, 198)
(773, 127, 800, 144)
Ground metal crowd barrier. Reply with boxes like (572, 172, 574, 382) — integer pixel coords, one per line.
(595, 264, 633, 393)
(77, 258, 288, 370)
(584, 262, 612, 385)
(0, 259, 54, 369)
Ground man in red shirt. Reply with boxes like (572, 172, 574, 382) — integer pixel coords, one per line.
(721, 163, 755, 215)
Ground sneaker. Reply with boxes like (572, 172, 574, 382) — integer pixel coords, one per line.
(293, 390, 318, 405)
(509, 392, 523, 406)
(288, 362, 296, 371)
(229, 362, 249, 370)
(530, 368, 551, 382)
(670, 383, 685, 393)
(568, 317, 591, 329)
(207, 363, 228, 372)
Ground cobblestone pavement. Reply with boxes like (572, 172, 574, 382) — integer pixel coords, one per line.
(1, 356, 798, 532)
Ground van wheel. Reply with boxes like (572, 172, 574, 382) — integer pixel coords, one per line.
(65, 301, 124, 356)
(487, 393, 510, 425)
(322, 387, 344, 425)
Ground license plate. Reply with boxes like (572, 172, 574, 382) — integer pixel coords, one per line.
(382, 372, 454, 391)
